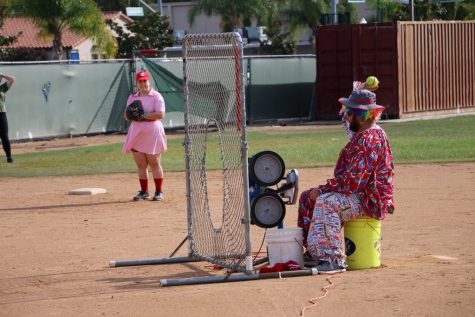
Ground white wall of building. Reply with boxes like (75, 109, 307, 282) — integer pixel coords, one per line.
(162, 1, 221, 35)
(75, 40, 95, 61)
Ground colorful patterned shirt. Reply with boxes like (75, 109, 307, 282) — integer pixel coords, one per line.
(317, 125, 395, 219)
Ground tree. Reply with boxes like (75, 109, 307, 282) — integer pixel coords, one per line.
(251, 0, 298, 54)
(94, 0, 129, 12)
(260, 20, 297, 55)
(188, 0, 273, 32)
(260, 0, 357, 54)
(444, 0, 475, 20)
(412, 0, 447, 21)
(0, 0, 19, 46)
(364, 0, 408, 22)
(12, 0, 116, 60)
(364, 0, 474, 22)
(188, 0, 330, 54)
(337, 0, 359, 24)
(107, 12, 174, 58)
(0, 0, 25, 60)
(284, 0, 330, 32)
(0, 47, 47, 61)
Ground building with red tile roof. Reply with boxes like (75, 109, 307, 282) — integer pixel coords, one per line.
(0, 11, 133, 60)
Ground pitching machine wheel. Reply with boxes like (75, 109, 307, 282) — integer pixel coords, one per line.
(249, 151, 285, 186)
(250, 192, 286, 228)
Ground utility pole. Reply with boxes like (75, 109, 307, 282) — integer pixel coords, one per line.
(377, 0, 380, 22)
(332, 0, 339, 24)
(157, 0, 162, 15)
(409, 0, 415, 21)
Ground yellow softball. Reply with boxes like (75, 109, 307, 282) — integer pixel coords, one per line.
(366, 76, 379, 89)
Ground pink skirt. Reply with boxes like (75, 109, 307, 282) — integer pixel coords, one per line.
(123, 120, 167, 155)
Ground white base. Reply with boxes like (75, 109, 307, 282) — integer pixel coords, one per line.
(69, 187, 107, 195)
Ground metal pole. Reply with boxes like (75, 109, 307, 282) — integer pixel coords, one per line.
(138, 0, 156, 13)
(109, 256, 201, 267)
(332, 0, 339, 24)
(168, 235, 188, 258)
(409, 0, 415, 21)
(253, 256, 269, 266)
(157, 0, 162, 15)
(235, 32, 253, 275)
(377, 0, 380, 22)
(160, 268, 318, 287)
(182, 35, 194, 259)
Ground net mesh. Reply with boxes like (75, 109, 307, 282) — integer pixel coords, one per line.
(85, 63, 131, 134)
(183, 33, 250, 272)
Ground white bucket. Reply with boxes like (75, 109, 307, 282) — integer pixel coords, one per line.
(266, 228, 304, 268)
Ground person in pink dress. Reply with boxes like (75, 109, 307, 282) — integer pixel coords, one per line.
(123, 70, 167, 201)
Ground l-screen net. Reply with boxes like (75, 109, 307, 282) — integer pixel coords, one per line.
(183, 32, 252, 273)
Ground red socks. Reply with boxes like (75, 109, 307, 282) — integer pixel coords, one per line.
(139, 178, 148, 192)
(139, 178, 163, 193)
(154, 178, 164, 193)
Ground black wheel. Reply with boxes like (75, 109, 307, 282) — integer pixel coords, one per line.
(250, 192, 286, 228)
(249, 151, 285, 186)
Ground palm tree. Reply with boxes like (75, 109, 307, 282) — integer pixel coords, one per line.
(284, 0, 330, 32)
(188, 0, 273, 32)
(0, 1, 19, 47)
(454, 1, 475, 20)
(12, 0, 115, 60)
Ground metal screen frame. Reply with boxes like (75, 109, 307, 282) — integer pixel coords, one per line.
(182, 32, 252, 273)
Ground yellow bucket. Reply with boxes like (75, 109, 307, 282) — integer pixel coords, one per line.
(344, 217, 381, 270)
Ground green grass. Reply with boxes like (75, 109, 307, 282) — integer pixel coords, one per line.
(1, 115, 474, 178)
(383, 116, 475, 163)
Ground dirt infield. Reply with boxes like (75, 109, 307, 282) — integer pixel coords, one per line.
(1, 136, 475, 317)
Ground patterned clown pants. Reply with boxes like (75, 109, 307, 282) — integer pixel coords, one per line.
(297, 189, 364, 267)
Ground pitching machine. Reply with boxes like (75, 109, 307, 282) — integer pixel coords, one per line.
(248, 151, 299, 229)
